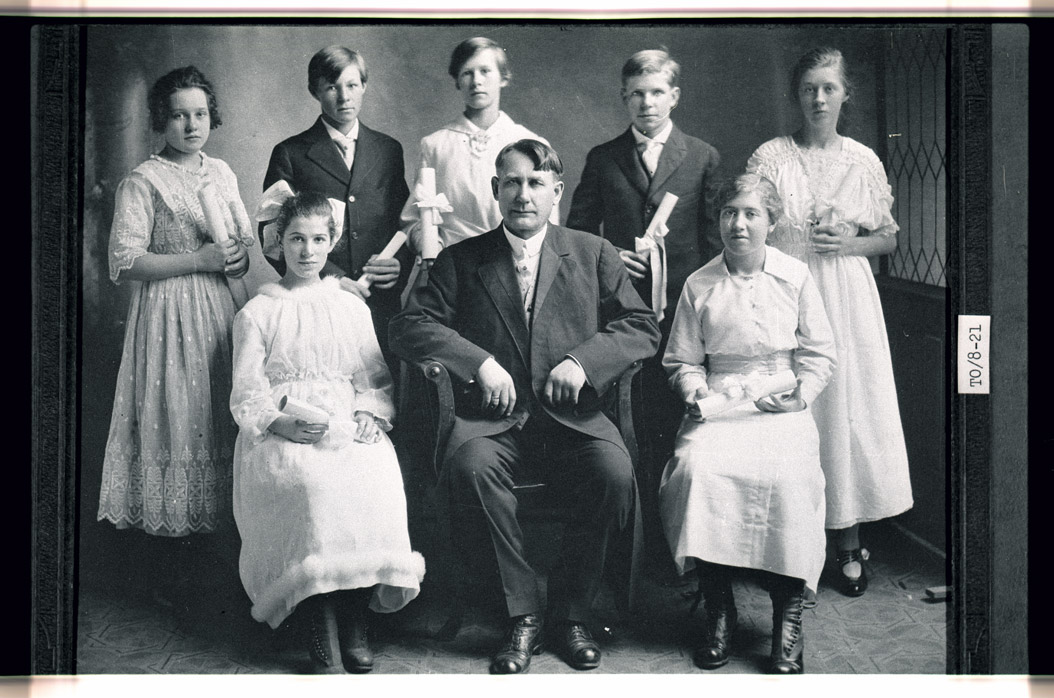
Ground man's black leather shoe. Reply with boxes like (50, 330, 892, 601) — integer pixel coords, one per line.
(555, 622, 601, 670)
(490, 614, 544, 674)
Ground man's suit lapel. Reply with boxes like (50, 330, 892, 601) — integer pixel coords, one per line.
(647, 124, 687, 200)
(532, 228, 567, 322)
(349, 124, 379, 192)
(305, 118, 352, 187)
(476, 230, 531, 369)
(612, 129, 650, 197)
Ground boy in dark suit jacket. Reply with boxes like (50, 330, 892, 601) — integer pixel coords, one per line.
(391, 140, 659, 675)
(263, 46, 411, 365)
(566, 48, 721, 555)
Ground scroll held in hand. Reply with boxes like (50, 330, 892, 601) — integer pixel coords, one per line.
(695, 370, 798, 420)
(278, 395, 331, 426)
(413, 167, 452, 260)
(634, 191, 679, 322)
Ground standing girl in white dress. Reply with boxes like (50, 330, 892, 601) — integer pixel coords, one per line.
(97, 66, 252, 598)
(230, 191, 425, 674)
(747, 47, 913, 598)
(659, 174, 836, 674)
(400, 37, 557, 267)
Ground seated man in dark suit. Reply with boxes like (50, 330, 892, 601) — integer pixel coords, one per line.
(390, 139, 660, 674)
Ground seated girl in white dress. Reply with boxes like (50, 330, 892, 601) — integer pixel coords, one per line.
(230, 191, 425, 674)
(659, 173, 836, 674)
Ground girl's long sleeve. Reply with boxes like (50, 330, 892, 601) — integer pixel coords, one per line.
(230, 307, 282, 444)
(662, 282, 709, 401)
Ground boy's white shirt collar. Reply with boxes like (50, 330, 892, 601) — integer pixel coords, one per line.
(502, 223, 547, 258)
(631, 119, 674, 145)
(323, 118, 360, 143)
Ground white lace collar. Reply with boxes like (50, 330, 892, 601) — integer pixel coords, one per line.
(445, 110, 513, 136)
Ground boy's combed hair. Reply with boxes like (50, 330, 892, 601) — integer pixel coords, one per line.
(148, 65, 222, 133)
(711, 173, 784, 225)
(790, 47, 854, 129)
(448, 37, 511, 82)
(308, 45, 368, 94)
(275, 191, 338, 240)
(621, 47, 680, 87)
(495, 139, 563, 178)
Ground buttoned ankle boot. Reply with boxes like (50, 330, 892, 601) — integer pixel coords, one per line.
(306, 594, 346, 674)
(768, 576, 805, 674)
(693, 563, 737, 670)
(340, 588, 375, 674)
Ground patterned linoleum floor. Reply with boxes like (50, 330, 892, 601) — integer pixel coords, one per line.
(75, 520, 948, 675)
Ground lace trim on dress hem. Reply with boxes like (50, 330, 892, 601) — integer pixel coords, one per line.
(99, 513, 223, 536)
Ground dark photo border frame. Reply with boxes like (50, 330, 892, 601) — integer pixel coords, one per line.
(28, 17, 1031, 677)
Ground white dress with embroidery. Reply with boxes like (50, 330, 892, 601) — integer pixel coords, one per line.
(747, 136, 913, 529)
(230, 278, 425, 629)
(98, 153, 255, 536)
(399, 111, 556, 251)
(659, 248, 836, 589)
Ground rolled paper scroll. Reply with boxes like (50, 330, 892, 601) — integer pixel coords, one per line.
(198, 184, 230, 243)
(350, 230, 408, 291)
(414, 168, 445, 260)
(200, 183, 261, 308)
(634, 191, 679, 322)
(278, 395, 330, 426)
(694, 370, 798, 420)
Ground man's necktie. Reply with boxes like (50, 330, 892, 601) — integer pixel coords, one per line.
(334, 137, 355, 170)
(638, 139, 661, 178)
(513, 248, 534, 323)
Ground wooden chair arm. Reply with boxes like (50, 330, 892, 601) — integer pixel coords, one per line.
(419, 360, 456, 479)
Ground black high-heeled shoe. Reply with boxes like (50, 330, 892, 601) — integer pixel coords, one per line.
(693, 563, 737, 670)
(768, 579, 805, 675)
(836, 548, 869, 597)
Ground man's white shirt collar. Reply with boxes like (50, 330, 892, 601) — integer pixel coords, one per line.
(632, 119, 673, 146)
(323, 118, 359, 144)
(503, 224, 547, 259)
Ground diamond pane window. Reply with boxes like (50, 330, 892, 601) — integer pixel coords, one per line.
(884, 28, 947, 287)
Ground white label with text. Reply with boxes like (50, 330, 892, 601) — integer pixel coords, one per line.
(957, 314, 990, 394)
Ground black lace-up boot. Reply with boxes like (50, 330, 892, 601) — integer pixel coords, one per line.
(306, 594, 346, 674)
(768, 575, 805, 674)
(693, 562, 737, 670)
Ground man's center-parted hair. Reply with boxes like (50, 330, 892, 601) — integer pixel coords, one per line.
(308, 45, 369, 95)
(275, 191, 338, 241)
(620, 47, 681, 87)
(494, 139, 564, 179)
